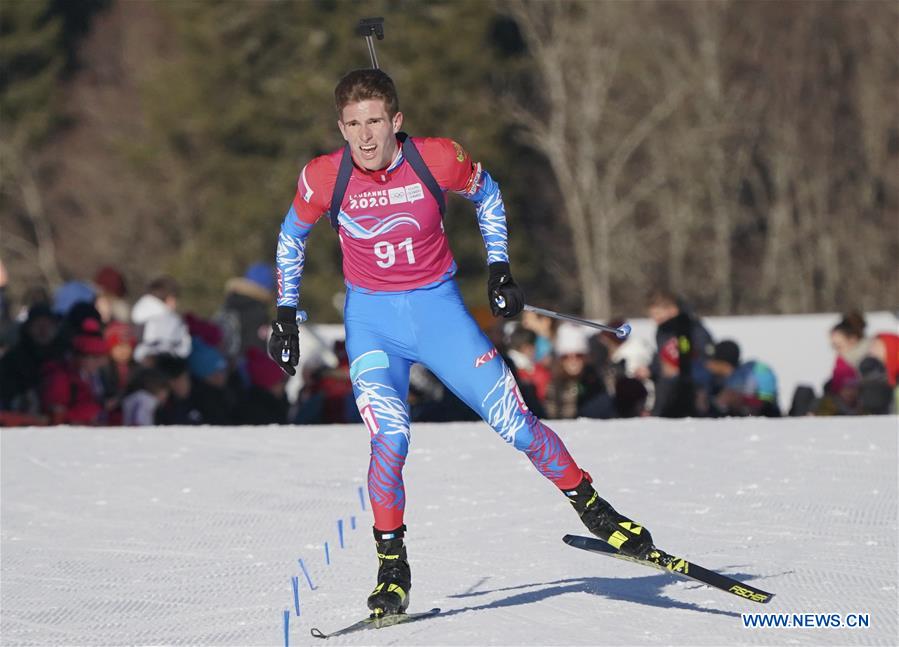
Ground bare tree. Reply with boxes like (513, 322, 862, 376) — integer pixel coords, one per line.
(0, 138, 64, 290)
(504, 0, 686, 318)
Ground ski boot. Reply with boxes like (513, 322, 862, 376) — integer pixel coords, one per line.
(367, 525, 411, 616)
(564, 473, 654, 559)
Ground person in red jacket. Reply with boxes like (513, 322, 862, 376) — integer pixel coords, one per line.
(41, 318, 111, 425)
(869, 332, 899, 387)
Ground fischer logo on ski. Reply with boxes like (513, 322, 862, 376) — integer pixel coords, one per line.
(563, 534, 774, 604)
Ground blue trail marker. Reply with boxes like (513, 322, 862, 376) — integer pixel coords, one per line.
(324, 541, 331, 565)
(337, 519, 345, 548)
(351, 515, 357, 530)
(292, 575, 300, 616)
(283, 609, 290, 647)
(298, 558, 316, 590)
(357, 485, 366, 511)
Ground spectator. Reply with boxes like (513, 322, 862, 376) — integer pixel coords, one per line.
(236, 347, 288, 424)
(52, 281, 96, 319)
(15, 285, 51, 322)
(867, 331, 899, 387)
(132, 276, 191, 364)
(318, 340, 355, 423)
(612, 376, 649, 418)
(829, 312, 871, 371)
(647, 290, 714, 418)
(184, 313, 224, 350)
(154, 354, 204, 425)
(815, 356, 860, 416)
(505, 325, 550, 416)
(706, 340, 780, 417)
(544, 323, 612, 419)
(597, 318, 655, 414)
(599, 319, 654, 381)
(103, 321, 137, 401)
(122, 368, 170, 426)
(187, 338, 233, 424)
(0, 303, 65, 413)
(214, 262, 275, 361)
(93, 266, 130, 323)
(856, 356, 895, 415)
(40, 317, 110, 425)
(520, 309, 555, 367)
(292, 354, 328, 424)
(291, 341, 356, 424)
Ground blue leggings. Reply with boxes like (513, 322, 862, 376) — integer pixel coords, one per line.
(344, 279, 583, 530)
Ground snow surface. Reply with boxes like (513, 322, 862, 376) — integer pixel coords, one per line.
(1, 417, 897, 646)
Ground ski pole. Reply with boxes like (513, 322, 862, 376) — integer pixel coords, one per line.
(356, 17, 385, 69)
(523, 304, 632, 339)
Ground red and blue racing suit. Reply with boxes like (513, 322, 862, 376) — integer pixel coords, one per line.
(276, 137, 584, 530)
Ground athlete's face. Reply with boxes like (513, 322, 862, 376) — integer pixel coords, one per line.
(338, 99, 403, 171)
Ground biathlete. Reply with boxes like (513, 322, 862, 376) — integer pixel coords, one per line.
(268, 68, 653, 616)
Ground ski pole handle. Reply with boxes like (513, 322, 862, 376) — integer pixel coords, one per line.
(523, 304, 632, 339)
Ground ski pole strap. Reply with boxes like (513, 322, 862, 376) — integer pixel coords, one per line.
(328, 134, 445, 231)
(523, 305, 632, 339)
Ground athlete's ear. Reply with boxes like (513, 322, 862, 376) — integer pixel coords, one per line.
(392, 111, 404, 133)
(337, 119, 348, 142)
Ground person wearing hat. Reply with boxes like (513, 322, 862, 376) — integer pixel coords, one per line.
(214, 262, 275, 361)
(41, 317, 112, 425)
(93, 266, 131, 324)
(646, 290, 715, 418)
(0, 303, 65, 413)
(544, 323, 611, 419)
(186, 338, 233, 425)
(52, 281, 96, 318)
(706, 339, 780, 417)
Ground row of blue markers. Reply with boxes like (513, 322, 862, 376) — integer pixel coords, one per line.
(282, 485, 368, 645)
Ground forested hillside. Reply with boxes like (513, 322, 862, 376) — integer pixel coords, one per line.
(2, 0, 896, 319)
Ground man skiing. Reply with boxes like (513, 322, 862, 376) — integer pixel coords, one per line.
(268, 68, 653, 616)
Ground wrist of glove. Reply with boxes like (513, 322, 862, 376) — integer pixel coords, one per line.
(268, 306, 301, 376)
(487, 261, 525, 318)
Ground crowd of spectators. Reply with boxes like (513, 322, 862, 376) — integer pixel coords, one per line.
(0, 262, 290, 427)
(0, 259, 896, 427)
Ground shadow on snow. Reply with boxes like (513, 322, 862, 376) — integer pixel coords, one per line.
(441, 571, 767, 619)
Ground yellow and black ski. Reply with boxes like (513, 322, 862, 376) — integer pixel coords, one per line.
(310, 607, 440, 639)
(563, 534, 774, 604)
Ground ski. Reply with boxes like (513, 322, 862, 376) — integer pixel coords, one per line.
(563, 534, 774, 604)
(310, 607, 441, 639)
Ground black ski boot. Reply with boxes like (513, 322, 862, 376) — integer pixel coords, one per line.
(367, 525, 411, 616)
(564, 473, 654, 559)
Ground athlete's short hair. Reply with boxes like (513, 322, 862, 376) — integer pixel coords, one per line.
(334, 69, 399, 120)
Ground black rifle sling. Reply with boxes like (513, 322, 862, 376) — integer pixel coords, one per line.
(398, 132, 446, 216)
(328, 144, 355, 230)
(328, 132, 445, 231)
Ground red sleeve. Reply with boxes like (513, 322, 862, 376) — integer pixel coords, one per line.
(290, 152, 340, 227)
(414, 137, 480, 194)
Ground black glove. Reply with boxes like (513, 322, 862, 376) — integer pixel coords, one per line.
(487, 261, 525, 318)
(268, 306, 300, 376)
